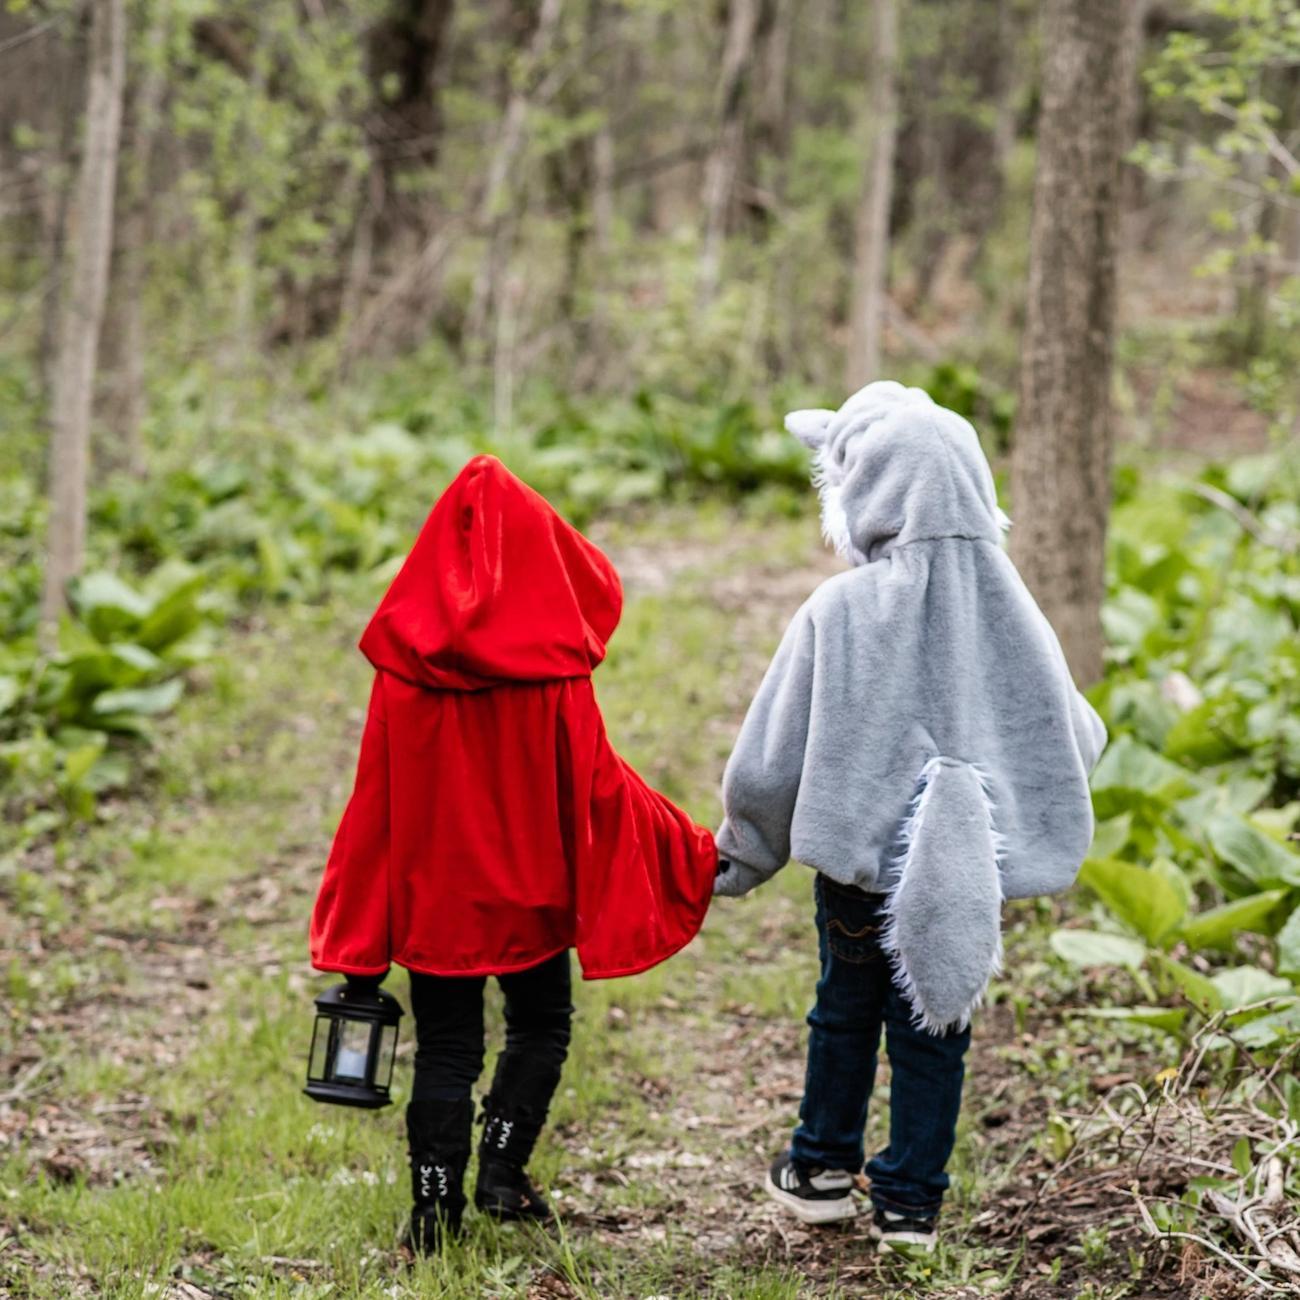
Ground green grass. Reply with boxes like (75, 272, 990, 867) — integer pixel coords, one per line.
(0, 506, 1178, 1298)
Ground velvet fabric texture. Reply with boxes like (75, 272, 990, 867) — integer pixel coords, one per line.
(310, 455, 717, 981)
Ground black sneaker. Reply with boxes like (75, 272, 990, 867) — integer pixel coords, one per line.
(765, 1151, 858, 1224)
(869, 1207, 938, 1253)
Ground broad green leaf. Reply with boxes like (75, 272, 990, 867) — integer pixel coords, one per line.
(1049, 929, 1148, 970)
(1163, 700, 1245, 766)
(58, 652, 143, 708)
(1275, 907, 1300, 977)
(1091, 736, 1198, 800)
(256, 532, 290, 594)
(1178, 776, 1274, 823)
(1103, 680, 1180, 751)
(1149, 952, 1223, 1014)
(1150, 856, 1193, 914)
(1231, 1137, 1252, 1177)
(1253, 803, 1300, 840)
(1101, 587, 1161, 651)
(70, 571, 152, 642)
(1206, 813, 1300, 887)
(1178, 890, 1287, 950)
(85, 712, 153, 739)
(1078, 1006, 1188, 1034)
(1218, 773, 1275, 817)
(1089, 814, 1133, 860)
(85, 751, 131, 793)
(92, 679, 185, 718)
(62, 736, 106, 786)
(1210, 966, 1293, 1011)
(136, 574, 207, 652)
(1225, 453, 1282, 501)
(108, 643, 164, 675)
(0, 675, 19, 714)
(1231, 1005, 1300, 1051)
(56, 616, 101, 657)
(1079, 857, 1187, 946)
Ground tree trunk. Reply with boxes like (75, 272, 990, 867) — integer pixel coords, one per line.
(99, 0, 168, 474)
(756, 0, 792, 163)
(366, 0, 457, 259)
(844, 0, 899, 389)
(39, 39, 85, 410)
(41, 0, 127, 626)
(1010, 0, 1126, 686)
(698, 0, 761, 303)
(466, 0, 564, 351)
(1117, 0, 1149, 211)
(759, 0, 797, 373)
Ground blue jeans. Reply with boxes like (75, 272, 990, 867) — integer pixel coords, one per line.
(789, 875, 971, 1221)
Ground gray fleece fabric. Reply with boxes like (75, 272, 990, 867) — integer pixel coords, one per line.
(715, 381, 1107, 1032)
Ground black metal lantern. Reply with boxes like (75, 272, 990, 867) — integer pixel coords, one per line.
(304, 983, 403, 1109)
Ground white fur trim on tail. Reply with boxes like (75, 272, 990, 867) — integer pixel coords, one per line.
(879, 757, 1005, 1035)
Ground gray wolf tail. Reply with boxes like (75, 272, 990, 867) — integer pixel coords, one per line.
(880, 757, 1004, 1034)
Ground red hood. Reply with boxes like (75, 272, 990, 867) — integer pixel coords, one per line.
(360, 456, 622, 691)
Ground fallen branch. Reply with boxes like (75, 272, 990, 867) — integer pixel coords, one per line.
(1131, 1190, 1287, 1293)
(1185, 482, 1300, 555)
(0, 1059, 51, 1106)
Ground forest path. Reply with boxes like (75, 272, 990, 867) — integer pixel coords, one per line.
(2, 506, 1235, 1298)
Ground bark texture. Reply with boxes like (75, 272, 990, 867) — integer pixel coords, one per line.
(366, 0, 457, 256)
(42, 0, 127, 624)
(466, 0, 564, 349)
(1010, 0, 1126, 686)
(844, 0, 899, 388)
(99, 0, 168, 472)
(698, 0, 761, 302)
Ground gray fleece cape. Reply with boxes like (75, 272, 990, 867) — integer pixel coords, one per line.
(715, 381, 1107, 1033)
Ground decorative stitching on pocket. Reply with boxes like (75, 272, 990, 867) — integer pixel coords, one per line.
(827, 918, 882, 940)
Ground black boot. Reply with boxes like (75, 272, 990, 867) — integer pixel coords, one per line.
(474, 1091, 554, 1223)
(406, 1097, 473, 1253)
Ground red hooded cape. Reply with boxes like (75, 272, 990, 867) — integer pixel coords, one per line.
(310, 455, 717, 980)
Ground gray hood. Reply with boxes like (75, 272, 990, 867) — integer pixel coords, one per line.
(786, 379, 1007, 563)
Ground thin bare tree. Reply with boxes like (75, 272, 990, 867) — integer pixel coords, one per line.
(1010, 0, 1126, 685)
(41, 0, 127, 626)
(99, 0, 168, 474)
(466, 0, 565, 350)
(844, 0, 899, 388)
(698, 0, 761, 303)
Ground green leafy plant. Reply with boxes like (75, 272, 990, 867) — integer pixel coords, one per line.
(1053, 449, 1300, 1050)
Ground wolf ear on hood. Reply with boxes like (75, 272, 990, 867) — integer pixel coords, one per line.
(784, 409, 835, 448)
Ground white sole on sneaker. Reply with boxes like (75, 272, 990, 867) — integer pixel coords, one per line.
(765, 1172, 859, 1224)
(870, 1225, 937, 1254)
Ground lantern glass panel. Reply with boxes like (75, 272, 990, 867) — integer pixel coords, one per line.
(377, 1023, 398, 1089)
(333, 1019, 372, 1081)
(309, 1017, 329, 1080)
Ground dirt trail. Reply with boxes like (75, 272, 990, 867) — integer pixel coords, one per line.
(2, 522, 1254, 1298)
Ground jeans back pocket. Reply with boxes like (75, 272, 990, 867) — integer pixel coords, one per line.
(818, 875, 886, 965)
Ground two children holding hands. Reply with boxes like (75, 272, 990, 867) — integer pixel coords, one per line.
(309, 381, 1105, 1255)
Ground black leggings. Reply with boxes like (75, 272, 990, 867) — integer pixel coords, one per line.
(408, 950, 574, 1104)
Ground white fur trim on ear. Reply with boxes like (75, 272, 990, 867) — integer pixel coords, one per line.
(996, 508, 1012, 533)
(784, 409, 834, 448)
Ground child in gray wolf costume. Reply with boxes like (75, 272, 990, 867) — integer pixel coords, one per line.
(713, 381, 1106, 1250)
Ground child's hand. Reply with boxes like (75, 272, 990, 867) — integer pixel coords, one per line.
(712, 858, 734, 897)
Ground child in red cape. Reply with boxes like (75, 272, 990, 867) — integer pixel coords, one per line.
(309, 455, 717, 1251)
